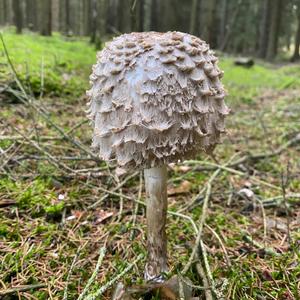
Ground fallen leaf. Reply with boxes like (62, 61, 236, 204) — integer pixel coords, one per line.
(168, 180, 192, 195)
(95, 209, 114, 224)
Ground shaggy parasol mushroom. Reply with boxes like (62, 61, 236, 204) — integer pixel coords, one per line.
(87, 31, 229, 281)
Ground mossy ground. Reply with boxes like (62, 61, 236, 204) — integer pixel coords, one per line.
(0, 31, 300, 299)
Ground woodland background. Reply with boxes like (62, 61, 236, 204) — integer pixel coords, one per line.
(0, 1, 300, 300)
(1, 0, 300, 61)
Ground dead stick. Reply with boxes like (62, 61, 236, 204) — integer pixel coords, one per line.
(0, 283, 46, 296)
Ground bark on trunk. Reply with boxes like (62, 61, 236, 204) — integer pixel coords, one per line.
(219, 0, 228, 48)
(144, 165, 168, 281)
(200, 0, 217, 47)
(143, 0, 152, 31)
(40, 0, 52, 36)
(266, 0, 282, 61)
(258, 0, 271, 58)
(12, 0, 22, 34)
(189, 0, 199, 35)
(26, 0, 38, 31)
(292, 4, 300, 61)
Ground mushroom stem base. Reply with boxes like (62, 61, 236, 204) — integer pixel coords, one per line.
(144, 165, 168, 281)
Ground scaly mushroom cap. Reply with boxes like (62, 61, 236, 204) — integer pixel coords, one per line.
(87, 31, 229, 169)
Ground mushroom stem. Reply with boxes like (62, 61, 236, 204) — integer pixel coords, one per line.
(144, 165, 168, 281)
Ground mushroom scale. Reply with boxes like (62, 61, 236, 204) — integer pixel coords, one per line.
(87, 31, 229, 169)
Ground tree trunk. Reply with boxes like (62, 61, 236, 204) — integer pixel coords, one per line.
(65, 0, 71, 35)
(138, 0, 144, 32)
(0, 0, 5, 25)
(83, 0, 91, 35)
(220, 0, 243, 52)
(25, 0, 37, 31)
(4, 0, 13, 25)
(151, 0, 158, 31)
(258, 0, 271, 58)
(200, 0, 217, 47)
(51, 0, 59, 32)
(130, 0, 137, 31)
(189, 0, 199, 35)
(144, 166, 168, 281)
(12, 0, 22, 34)
(291, 4, 300, 61)
(90, 0, 97, 43)
(40, 0, 52, 36)
(219, 0, 228, 48)
(90, 0, 106, 49)
(266, 0, 282, 61)
(143, 0, 152, 31)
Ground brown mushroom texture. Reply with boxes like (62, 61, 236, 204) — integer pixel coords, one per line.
(87, 31, 230, 169)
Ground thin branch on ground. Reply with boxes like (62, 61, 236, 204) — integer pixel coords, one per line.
(242, 232, 279, 256)
(195, 251, 213, 300)
(205, 224, 231, 267)
(186, 159, 280, 190)
(84, 254, 144, 300)
(0, 283, 47, 296)
(77, 247, 106, 300)
(88, 171, 139, 209)
(63, 247, 82, 300)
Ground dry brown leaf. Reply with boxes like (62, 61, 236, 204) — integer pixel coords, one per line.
(168, 180, 192, 195)
(95, 209, 114, 224)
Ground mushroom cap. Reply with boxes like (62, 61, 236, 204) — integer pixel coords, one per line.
(87, 31, 229, 169)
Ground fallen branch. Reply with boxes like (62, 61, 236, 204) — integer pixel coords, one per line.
(78, 247, 106, 300)
(84, 253, 144, 300)
(2, 120, 76, 175)
(195, 251, 213, 300)
(192, 134, 300, 173)
(242, 233, 279, 256)
(0, 283, 46, 296)
(88, 171, 139, 209)
(63, 247, 83, 300)
(262, 193, 300, 207)
(187, 160, 280, 190)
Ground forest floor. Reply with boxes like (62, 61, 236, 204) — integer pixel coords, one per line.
(0, 31, 300, 300)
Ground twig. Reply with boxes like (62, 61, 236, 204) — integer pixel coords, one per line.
(63, 247, 82, 300)
(88, 171, 139, 209)
(77, 247, 106, 300)
(242, 233, 279, 256)
(281, 167, 291, 245)
(0, 283, 46, 296)
(178, 274, 210, 291)
(130, 172, 143, 240)
(0, 135, 64, 141)
(188, 160, 280, 190)
(205, 224, 231, 267)
(192, 133, 300, 173)
(195, 252, 213, 300)
(254, 196, 267, 246)
(12, 155, 98, 161)
(262, 193, 300, 207)
(2, 120, 75, 174)
(117, 188, 124, 222)
(66, 120, 89, 135)
(84, 254, 144, 300)
(182, 154, 237, 275)
(199, 240, 218, 297)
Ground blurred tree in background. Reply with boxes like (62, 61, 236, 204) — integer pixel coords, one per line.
(0, 0, 300, 60)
